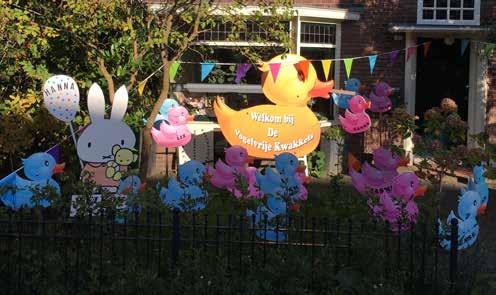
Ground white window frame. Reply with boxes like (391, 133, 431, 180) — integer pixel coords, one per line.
(417, 0, 481, 26)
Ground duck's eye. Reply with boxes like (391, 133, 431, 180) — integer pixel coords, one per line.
(87, 142, 92, 148)
(473, 200, 478, 206)
(44, 160, 49, 167)
(196, 168, 200, 173)
(240, 152, 243, 157)
(410, 181, 415, 188)
(121, 140, 125, 145)
(290, 160, 294, 165)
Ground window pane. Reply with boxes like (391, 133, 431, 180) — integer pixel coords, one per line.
(436, 9, 448, 19)
(437, 0, 448, 7)
(464, 0, 475, 8)
(462, 9, 474, 20)
(424, 0, 435, 7)
(300, 22, 336, 44)
(450, 0, 462, 8)
(423, 9, 435, 19)
(450, 10, 461, 20)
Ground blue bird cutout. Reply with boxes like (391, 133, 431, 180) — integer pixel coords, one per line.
(246, 196, 288, 241)
(469, 164, 489, 214)
(0, 152, 63, 210)
(332, 78, 361, 109)
(143, 98, 180, 128)
(256, 153, 301, 201)
(159, 160, 207, 212)
(438, 188, 481, 250)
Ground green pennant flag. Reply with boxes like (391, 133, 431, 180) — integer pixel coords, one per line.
(343, 58, 353, 79)
(169, 61, 181, 81)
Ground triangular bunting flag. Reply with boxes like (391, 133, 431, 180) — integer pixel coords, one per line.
(321, 59, 332, 81)
(461, 40, 470, 56)
(137, 79, 147, 96)
(389, 50, 399, 64)
(368, 55, 377, 74)
(47, 144, 60, 163)
(423, 41, 432, 57)
(269, 63, 282, 82)
(201, 63, 215, 82)
(169, 61, 180, 81)
(343, 58, 353, 79)
(234, 63, 251, 84)
(406, 47, 416, 62)
(294, 60, 310, 81)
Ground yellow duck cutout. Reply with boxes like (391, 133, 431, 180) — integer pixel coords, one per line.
(214, 54, 334, 158)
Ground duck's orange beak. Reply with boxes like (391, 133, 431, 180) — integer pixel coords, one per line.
(397, 158, 410, 167)
(477, 204, 487, 216)
(364, 100, 372, 109)
(348, 153, 361, 172)
(187, 115, 196, 122)
(245, 156, 255, 164)
(308, 79, 334, 99)
(414, 186, 427, 198)
(52, 163, 65, 174)
(139, 182, 147, 193)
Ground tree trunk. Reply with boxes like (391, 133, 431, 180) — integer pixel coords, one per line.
(140, 126, 153, 180)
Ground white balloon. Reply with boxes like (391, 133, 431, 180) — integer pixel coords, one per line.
(43, 75, 80, 123)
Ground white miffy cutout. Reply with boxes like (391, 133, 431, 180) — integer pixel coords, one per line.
(87, 83, 105, 122)
(77, 83, 136, 164)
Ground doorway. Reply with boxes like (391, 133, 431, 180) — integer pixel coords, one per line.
(416, 38, 470, 127)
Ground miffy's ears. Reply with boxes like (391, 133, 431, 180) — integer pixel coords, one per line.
(111, 85, 128, 121)
(88, 83, 105, 122)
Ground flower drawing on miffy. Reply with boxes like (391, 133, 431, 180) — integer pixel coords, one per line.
(105, 145, 138, 181)
(77, 83, 136, 189)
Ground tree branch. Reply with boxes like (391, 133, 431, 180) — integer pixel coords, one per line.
(98, 57, 115, 103)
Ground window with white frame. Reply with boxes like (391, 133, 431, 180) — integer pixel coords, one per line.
(299, 21, 337, 120)
(417, 0, 480, 25)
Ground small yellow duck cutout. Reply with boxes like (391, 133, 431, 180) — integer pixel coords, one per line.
(214, 54, 334, 158)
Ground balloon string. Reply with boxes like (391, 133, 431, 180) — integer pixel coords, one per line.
(69, 122, 84, 169)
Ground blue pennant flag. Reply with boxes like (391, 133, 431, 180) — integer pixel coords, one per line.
(201, 63, 215, 82)
(461, 40, 470, 56)
(368, 55, 377, 74)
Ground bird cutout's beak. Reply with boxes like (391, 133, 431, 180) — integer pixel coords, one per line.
(397, 158, 410, 167)
(187, 115, 196, 122)
(348, 153, 361, 172)
(477, 204, 487, 216)
(203, 170, 213, 182)
(139, 182, 147, 193)
(414, 186, 427, 198)
(364, 100, 372, 109)
(52, 163, 65, 174)
(123, 186, 132, 194)
(308, 79, 334, 99)
(245, 156, 255, 164)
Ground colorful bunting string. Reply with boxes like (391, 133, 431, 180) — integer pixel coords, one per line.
(169, 61, 181, 81)
(343, 58, 353, 79)
(235, 63, 251, 84)
(294, 60, 310, 80)
(423, 41, 432, 57)
(201, 63, 215, 81)
(389, 50, 399, 65)
(269, 63, 282, 82)
(406, 47, 416, 62)
(321, 59, 332, 81)
(368, 55, 377, 74)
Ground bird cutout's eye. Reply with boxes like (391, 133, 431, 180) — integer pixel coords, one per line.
(290, 160, 294, 165)
(121, 140, 125, 145)
(87, 142, 92, 148)
(473, 200, 478, 206)
(196, 168, 200, 174)
(44, 160, 49, 167)
(410, 181, 415, 188)
(240, 152, 243, 157)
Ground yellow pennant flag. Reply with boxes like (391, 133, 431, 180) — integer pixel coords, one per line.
(321, 59, 332, 81)
(137, 79, 147, 96)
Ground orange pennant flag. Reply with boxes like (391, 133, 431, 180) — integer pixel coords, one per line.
(294, 60, 310, 81)
(423, 41, 432, 57)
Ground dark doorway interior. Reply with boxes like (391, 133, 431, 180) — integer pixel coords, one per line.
(416, 37, 470, 128)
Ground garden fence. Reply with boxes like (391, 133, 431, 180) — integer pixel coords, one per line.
(0, 208, 464, 294)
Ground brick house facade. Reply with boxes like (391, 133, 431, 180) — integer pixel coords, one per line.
(146, 0, 496, 176)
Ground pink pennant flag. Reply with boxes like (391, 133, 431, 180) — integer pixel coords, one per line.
(269, 63, 281, 83)
(406, 47, 416, 62)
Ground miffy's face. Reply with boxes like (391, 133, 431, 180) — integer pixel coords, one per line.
(167, 106, 189, 125)
(225, 146, 248, 165)
(77, 121, 136, 163)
